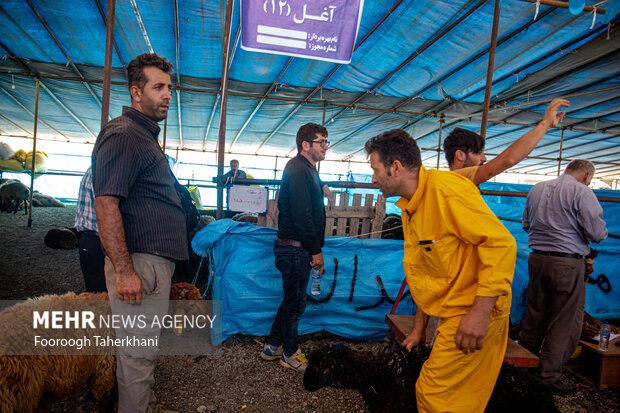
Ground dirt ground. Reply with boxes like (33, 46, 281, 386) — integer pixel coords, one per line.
(1, 206, 619, 412)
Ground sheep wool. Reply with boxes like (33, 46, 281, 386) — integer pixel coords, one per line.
(0, 292, 116, 413)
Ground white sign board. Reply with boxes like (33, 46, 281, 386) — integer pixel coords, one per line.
(227, 185, 269, 213)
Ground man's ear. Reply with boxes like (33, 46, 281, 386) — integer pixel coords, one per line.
(454, 150, 466, 164)
(130, 85, 141, 103)
(301, 140, 310, 153)
(391, 160, 403, 176)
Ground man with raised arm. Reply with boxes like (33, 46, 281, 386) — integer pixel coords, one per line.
(444, 98, 570, 185)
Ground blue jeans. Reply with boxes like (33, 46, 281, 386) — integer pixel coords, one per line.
(267, 240, 311, 357)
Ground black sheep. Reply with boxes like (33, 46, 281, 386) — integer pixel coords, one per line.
(304, 344, 559, 413)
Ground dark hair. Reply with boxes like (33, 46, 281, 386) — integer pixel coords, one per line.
(127, 53, 173, 90)
(296, 123, 328, 153)
(230, 159, 239, 166)
(364, 129, 421, 171)
(443, 128, 485, 166)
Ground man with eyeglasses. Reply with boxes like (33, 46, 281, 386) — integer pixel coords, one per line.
(261, 123, 332, 372)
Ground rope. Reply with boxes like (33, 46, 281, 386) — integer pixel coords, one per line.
(350, 224, 403, 239)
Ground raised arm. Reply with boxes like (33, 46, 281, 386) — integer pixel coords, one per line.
(474, 98, 570, 185)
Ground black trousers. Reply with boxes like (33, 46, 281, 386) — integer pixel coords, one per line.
(78, 230, 107, 293)
(519, 253, 585, 384)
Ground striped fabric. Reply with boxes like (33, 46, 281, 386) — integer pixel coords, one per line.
(92, 106, 188, 261)
(74, 166, 98, 232)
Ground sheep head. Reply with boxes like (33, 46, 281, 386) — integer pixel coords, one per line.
(304, 344, 356, 391)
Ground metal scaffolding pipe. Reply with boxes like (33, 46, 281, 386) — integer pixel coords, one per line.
(94, 0, 126, 72)
(27, 78, 39, 228)
(481, 0, 501, 138)
(174, 0, 183, 148)
(255, 0, 406, 152)
(203, 95, 220, 150)
(216, 0, 234, 219)
(2, 70, 619, 137)
(101, 0, 116, 129)
(324, 0, 487, 128)
(0, 85, 68, 140)
(437, 117, 444, 169)
(436, 20, 608, 114)
(25, 0, 103, 110)
(520, 0, 620, 17)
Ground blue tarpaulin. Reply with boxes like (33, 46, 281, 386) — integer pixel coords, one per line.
(193, 181, 620, 344)
(0, 1, 618, 177)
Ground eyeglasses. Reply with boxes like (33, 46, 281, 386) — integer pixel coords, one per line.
(309, 140, 330, 147)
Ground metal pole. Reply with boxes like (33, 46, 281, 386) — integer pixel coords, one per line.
(557, 128, 564, 176)
(101, 0, 116, 129)
(520, 0, 620, 17)
(216, 0, 234, 220)
(437, 117, 444, 169)
(480, 0, 501, 139)
(27, 78, 40, 228)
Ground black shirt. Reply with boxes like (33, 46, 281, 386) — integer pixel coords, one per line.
(277, 154, 325, 255)
(92, 106, 188, 260)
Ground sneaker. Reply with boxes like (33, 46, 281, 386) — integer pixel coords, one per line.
(260, 343, 283, 361)
(280, 349, 308, 372)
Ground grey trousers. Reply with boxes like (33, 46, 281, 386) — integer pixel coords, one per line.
(518, 253, 585, 385)
(105, 253, 175, 413)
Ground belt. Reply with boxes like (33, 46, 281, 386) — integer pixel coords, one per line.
(276, 237, 302, 248)
(532, 249, 583, 259)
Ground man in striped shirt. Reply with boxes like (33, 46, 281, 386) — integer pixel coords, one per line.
(92, 53, 187, 413)
(74, 166, 106, 292)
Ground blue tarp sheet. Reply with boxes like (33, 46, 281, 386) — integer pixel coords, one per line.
(0, 1, 618, 172)
(193, 181, 620, 343)
(192, 219, 410, 344)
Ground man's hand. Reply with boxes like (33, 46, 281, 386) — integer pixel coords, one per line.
(322, 184, 335, 209)
(455, 296, 497, 354)
(116, 270, 143, 304)
(95, 195, 141, 304)
(403, 329, 426, 352)
(311, 252, 325, 276)
(541, 98, 570, 128)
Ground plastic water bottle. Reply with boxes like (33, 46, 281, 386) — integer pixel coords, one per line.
(598, 321, 611, 352)
(310, 268, 321, 295)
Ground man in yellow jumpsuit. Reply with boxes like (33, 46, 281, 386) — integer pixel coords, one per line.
(365, 130, 516, 412)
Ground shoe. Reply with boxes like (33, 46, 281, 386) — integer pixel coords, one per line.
(280, 349, 308, 372)
(548, 380, 576, 395)
(260, 343, 283, 361)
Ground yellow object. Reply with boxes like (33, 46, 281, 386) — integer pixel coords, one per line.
(397, 166, 516, 412)
(454, 165, 479, 184)
(416, 315, 509, 413)
(14, 149, 27, 163)
(0, 158, 24, 172)
(24, 151, 48, 173)
(188, 186, 203, 210)
(396, 166, 515, 319)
